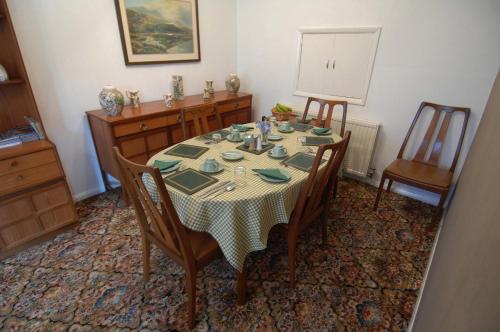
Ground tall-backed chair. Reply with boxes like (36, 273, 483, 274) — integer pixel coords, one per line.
(373, 102, 470, 224)
(301, 97, 347, 136)
(180, 104, 223, 140)
(279, 132, 351, 288)
(113, 147, 222, 328)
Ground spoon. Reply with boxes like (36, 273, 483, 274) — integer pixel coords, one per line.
(211, 184, 236, 198)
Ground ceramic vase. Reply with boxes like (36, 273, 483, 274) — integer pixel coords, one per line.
(98, 85, 124, 116)
(225, 74, 240, 94)
(205, 80, 214, 96)
(172, 75, 184, 100)
(0, 64, 9, 82)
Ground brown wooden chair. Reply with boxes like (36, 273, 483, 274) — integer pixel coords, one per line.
(180, 104, 223, 140)
(373, 102, 470, 224)
(301, 97, 347, 136)
(278, 131, 351, 288)
(112, 147, 222, 329)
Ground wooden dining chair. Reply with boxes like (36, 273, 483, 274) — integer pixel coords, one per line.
(373, 102, 470, 225)
(301, 97, 347, 136)
(278, 131, 351, 288)
(180, 104, 223, 140)
(112, 147, 222, 329)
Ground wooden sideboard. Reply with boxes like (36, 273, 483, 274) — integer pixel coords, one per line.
(86, 91, 252, 190)
(0, 0, 77, 258)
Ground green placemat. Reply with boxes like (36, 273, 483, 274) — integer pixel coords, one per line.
(304, 136, 334, 146)
(291, 122, 313, 132)
(164, 168, 218, 195)
(201, 129, 230, 140)
(236, 143, 275, 155)
(164, 144, 209, 159)
(282, 152, 327, 172)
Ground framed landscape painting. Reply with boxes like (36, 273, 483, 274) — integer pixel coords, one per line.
(115, 0, 200, 65)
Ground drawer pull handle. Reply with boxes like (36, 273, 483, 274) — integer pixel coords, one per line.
(140, 123, 148, 131)
(235, 103, 239, 109)
(16, 175, 24, 181)
(10, 160, 18, 167)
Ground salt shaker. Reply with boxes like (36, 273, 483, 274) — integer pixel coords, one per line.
(256, 135, 262, 151)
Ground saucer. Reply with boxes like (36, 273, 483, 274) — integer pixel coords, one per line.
(199, 164, 224, 174)
(267, 134, 283, 141)
(227, 136, 243, 142)
(221, 151, 244, 161)
(278, 127, 295, 133)
(268, 150, 289, 159)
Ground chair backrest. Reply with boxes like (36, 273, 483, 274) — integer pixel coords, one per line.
(180, 104, 222, 140)
(399, 102, 470, 172)
(301, 97, 347, 136)
(112, 146, 195, 269)
(290, 131, 351, 230)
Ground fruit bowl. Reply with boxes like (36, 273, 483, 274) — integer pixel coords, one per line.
(272, 103, 297, 121)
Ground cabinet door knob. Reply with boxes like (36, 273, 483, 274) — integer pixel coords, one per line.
(10, 160, 18, 167)
(140, 123, 148, 131)
(16, 175, 24, 181)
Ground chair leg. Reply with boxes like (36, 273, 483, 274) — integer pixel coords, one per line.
(373, 174, 386, 211)
(186, 271, 197, 329)
(433, 192, 447, 225)
(288, 238, 297, 288)
(386, 180, 393, 193)
(321, 206, 328, 246)
(333, 177, 338, 199)
(142, 239, 150, 283)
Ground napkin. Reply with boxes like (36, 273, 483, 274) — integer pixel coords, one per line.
(252, 168, 290, 181)
(312, 127, 331, 134)
(153, 160, 181, 171)
(232, 124, 252, 131)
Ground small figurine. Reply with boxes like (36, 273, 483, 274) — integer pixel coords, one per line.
(126, 90, 140, 108)
(163, 93, 174, 107)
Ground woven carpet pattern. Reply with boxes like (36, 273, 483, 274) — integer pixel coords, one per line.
(0, 179, 437, 331)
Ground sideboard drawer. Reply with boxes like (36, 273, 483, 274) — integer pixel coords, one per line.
(113, 116, 169, 138)
(217, 97, 252, 114)
(0, 149, 56, 176)
(0, 162, 62, 196)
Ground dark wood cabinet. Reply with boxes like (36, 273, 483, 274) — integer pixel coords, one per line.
(0, 0, 77, 258)
(86, 91, 252, 189)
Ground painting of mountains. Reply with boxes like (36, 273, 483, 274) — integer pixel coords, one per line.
(115, 0, 200, 64)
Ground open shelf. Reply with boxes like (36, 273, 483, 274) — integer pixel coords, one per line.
(0, 79, 25, 86)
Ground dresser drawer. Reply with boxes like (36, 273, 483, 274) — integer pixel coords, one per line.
(0, 149, 56, 176)
(113, 116, 170, 138)
(0, 162, 62, 196)
(217, 97, 252, 114)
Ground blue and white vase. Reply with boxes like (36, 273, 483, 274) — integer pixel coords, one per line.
(99, 85, 124, 116)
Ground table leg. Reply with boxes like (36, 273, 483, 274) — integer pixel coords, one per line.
(236, 262, 247, 305)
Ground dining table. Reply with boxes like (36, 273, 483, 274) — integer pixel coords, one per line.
(143, 122, 341, 303)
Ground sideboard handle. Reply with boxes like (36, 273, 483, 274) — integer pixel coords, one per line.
(10, 160, 18, 168)
(16, 175, 24, 181)
(140, 123, 148, 131)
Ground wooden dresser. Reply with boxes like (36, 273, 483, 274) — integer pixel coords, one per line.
(86, 91, 252, 190)
(0, 0, 78, 258)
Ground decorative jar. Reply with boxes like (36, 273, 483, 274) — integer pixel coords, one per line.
(172, 75, 184, 100)
(98, 85, 124, 116)
(225, 74, 240, 94)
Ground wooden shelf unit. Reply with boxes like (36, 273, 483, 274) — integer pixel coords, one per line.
(0, 0, 78, 258)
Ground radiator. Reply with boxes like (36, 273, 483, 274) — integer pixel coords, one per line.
(330, 117, 380, 177)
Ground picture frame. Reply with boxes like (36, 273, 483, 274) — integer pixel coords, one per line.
(114, 0, 201, 65)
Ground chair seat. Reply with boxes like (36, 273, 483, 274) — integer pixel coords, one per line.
(385, 159, 452, 189)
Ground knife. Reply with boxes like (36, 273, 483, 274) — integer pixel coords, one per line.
(198, 180, 231, 198)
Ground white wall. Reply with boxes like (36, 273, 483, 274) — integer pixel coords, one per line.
(8, 0, 237, 200)
(237, 0, 500, 204)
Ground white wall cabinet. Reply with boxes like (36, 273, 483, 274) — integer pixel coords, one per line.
(294, 27, 381, 105)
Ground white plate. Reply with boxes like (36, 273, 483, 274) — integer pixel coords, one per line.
(257, 169, 291, 183)
(160, 163, 181, 173)
(227, 136, 243, 142)
(221, 151, 244, 161)
(267, 134, 283, 141)
(278, 128, 295, 133)
(200, 165, 224, 174)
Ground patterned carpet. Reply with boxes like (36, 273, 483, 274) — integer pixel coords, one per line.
(0, 178, 437, 331)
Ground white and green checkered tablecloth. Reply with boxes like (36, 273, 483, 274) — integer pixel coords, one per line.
(143, 123, 341, 271)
